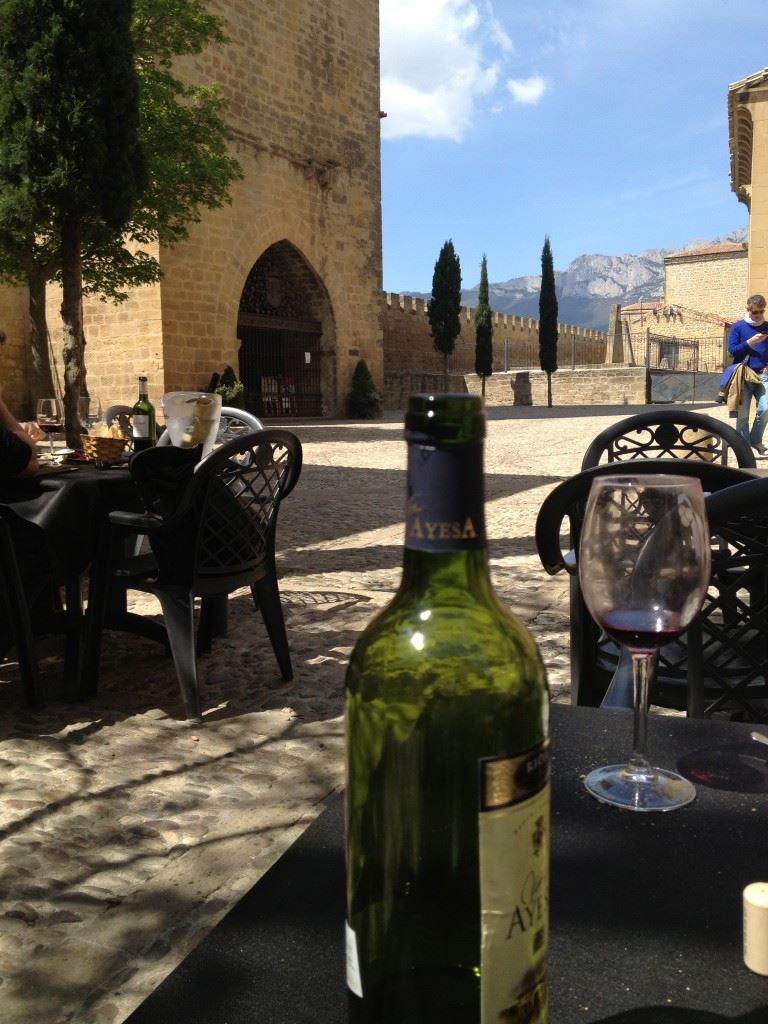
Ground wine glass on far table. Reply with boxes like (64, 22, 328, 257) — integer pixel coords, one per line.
(78, 395, 102, 433)
(578, 474, 711, 812)
(36, 397, 63, 457)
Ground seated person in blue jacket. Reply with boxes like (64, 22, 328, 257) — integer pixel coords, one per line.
(0, 384, 41, 479)
(727, 293, 768, 456)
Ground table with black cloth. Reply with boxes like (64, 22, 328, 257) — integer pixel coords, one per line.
(0, 462, 140, 575)
(125, 704, 768, 1024)
(0, 461, 142, 694)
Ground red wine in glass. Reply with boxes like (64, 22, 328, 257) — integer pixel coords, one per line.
(36, 398, 63, 456)
(599, 608, 685, 652)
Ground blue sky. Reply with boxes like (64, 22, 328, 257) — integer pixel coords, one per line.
(379, 0, 766, 293)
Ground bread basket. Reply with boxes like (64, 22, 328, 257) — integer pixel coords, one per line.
(80, 434, 129, 466)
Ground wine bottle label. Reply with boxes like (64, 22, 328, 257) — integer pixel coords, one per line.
(132, 414, 150, 438)
(345, 921, 363, 997)
(405, 444, 485, 551)
(478, 741, 549, 1024)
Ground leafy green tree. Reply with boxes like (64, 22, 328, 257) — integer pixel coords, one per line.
(347, 359, 381, 419)
(428, 239, 462, 381)
(0, 0, 146, 443)
(474, 254, 493, 397)
(0, 0, 241, 437)
(538, 235, 559, 408)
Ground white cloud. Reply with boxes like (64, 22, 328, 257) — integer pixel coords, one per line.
(380, 0, 505, 142)
(506, 75, 546, 105)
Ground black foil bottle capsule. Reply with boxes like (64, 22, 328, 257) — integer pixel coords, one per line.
(345, 393, 550, 1024)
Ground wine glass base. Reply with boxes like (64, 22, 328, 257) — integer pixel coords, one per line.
(584, 763, 696, 812)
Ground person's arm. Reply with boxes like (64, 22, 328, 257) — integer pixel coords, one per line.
(728, 322, 751, 360)
(0, 387, 38, 477)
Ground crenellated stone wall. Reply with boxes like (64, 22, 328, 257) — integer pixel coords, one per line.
(382, 292, 609, 374)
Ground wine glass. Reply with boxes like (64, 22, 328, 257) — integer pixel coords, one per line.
(36, 397, 63, 457)
(78, 395, 102, 432)
(578, 474, 711, 812)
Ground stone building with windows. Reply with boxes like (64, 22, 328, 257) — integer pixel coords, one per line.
(729, 66, 768, 297)
(3, 0, 383, 419)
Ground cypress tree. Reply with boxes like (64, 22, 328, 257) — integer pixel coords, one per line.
(347, 359, 381, 418)
(427, 239, 462, 383)
(474, 254, 493, 397)
(538, 235, 559, 408)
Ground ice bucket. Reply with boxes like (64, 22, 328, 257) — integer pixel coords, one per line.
(161, 392, 222, 458)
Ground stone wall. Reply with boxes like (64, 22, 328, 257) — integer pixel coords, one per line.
(382, 293, 608, 375)
(0, 284, 39, 413)
(664, 245, 747, 319)
(383, 366, 647, 410)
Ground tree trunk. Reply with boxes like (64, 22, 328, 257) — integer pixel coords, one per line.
(25, 266, 55, 415)
(547, 371, 553, 408)
(59, 219, 84, 448)
(481, 374, 486, 398)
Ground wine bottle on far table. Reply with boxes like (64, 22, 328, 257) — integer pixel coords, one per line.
(131, 375, 156, 452)
(345, 393, 550, 1024)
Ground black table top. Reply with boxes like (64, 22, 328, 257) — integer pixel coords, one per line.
(0, 460, 137, 576)
(125, 704, 768, 1024)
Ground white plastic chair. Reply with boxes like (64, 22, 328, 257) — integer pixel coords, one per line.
(157, 406, 264, 449)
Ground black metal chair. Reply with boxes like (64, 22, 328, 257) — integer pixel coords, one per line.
(580, 409, 756, 470)
(81, 430, 302, 722)
(535, 460, 761, 715)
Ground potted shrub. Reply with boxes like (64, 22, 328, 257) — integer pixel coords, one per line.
(215, 365, 245, 408)
(347, 359, 381, 418)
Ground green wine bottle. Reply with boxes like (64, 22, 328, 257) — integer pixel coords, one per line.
(345, 393, 549, 1024)
(131, 375, 157, 452)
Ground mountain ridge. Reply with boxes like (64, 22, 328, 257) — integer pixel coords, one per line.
(405, 228, 748, 331)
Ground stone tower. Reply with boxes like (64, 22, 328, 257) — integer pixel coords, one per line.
(729, 67, 768, 298)
(31, 0, 382, 419)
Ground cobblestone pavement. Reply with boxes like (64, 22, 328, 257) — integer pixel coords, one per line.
(0, 402, 732, 1023)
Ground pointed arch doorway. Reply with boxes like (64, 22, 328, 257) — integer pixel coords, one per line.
(237, 241, 336, 417)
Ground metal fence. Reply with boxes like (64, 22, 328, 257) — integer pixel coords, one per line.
(452, 335, 609, 372)
(642, 332, 728, 373)
(450, 331, 728, 374)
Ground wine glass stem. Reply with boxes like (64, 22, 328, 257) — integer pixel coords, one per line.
(627, 648, 657, 779)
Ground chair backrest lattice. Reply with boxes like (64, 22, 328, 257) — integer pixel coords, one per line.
(581, 410, 756, 470)
(131, 430, 301, 591)
(535, 460, 765, 716)
(104, 404, 134, 441)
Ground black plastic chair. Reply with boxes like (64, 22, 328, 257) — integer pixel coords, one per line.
(535, 460, 759, 714)
(690, 476, 768, 720)
(581, 409, 756, 470)
(82, 430, 302, 722)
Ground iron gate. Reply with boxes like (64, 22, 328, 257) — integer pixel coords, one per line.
(238, 320, 323, 417)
